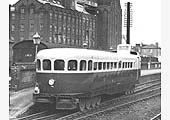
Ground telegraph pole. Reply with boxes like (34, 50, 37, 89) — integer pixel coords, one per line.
(124, 2, 133, 44)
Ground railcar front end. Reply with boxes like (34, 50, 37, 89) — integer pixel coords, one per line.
(33, 47, 141, 110)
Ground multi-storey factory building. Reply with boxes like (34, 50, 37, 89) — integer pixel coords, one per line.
(9, 0, 122, 50)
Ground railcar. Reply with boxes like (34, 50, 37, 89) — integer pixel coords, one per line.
(33, 44, 141, 111)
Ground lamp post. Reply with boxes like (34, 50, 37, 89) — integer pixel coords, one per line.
(83, 42, 88, 49)
(33, 32, 41, 63)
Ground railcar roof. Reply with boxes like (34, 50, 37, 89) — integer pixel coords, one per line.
(37, 48, 137, 59)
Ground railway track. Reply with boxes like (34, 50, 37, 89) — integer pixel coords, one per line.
(57, 80, 161, 120)
(15, 110, 77, 120)
(15, 78, 161, 120)
(15, 111, 48, 120)
(150, 113, 161, 120)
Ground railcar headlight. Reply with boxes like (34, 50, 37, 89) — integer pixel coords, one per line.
(48, 79, 55, 86)
(34, 86, 40, 94)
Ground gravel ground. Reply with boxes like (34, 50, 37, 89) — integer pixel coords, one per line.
(83, 96, 161, 120)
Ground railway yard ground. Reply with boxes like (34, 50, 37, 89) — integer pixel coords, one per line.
(9, 69, 161, 120)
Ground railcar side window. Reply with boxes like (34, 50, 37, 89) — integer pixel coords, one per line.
(54, 60, 65, 70)
(103, 62, 106, 70)
(98, 62, 102, 70)
(68, 60, 77, 71)
(107, 62, 110, 70)
(94, 62, 97, 70)
(125, 62, 127, 68)
(114, 62, 117, 68)
(128, 62, 130, 68)
(88, 60, 92, 71)
(118, 62, 121, 68)
(43, 59, 51, 70)
(37, 59, 41, 70)
(123, 62, 125, 68)
(111, 62, 113, 69)
(80, 60, 86, 71)
(130, 62, 133, 68)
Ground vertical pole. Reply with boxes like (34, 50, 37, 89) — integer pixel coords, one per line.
(35, 45, 38, 63)
(126, 2, 130, 44)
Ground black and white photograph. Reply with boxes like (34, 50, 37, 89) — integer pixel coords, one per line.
(8, 0, 163, 119)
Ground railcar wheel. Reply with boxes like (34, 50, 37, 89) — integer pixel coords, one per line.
(85, 100, 91, 110)
(96, 96, 101, 106)
(91, 99, 96, 108)
(125, 91, 130, 95)
(79, 100, 85, 112)
(130, 89, 134, 94)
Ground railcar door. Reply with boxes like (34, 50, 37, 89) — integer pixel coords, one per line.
(136, 56, 141, 80)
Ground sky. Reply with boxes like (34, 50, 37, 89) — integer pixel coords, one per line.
(9, 0, 161, 46)
(120, 0, 161, 46)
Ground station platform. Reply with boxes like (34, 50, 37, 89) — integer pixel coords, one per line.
(141, 69, 161, 76)
(9, 69, 161, 119)
(9, 87, 34, 119)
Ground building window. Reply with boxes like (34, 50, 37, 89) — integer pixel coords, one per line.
(30, 24, 34, 31)
(21, 8, 25, 13)
(20, 36, 24, 41)
(67, 16, 71, 27)
(54, 25, 57, 32)
(58, 26, 62, 33)
(67, 38, 70, 45)
(63, 15, 66, 26)
(50, 25, 53, 31)
(20, 24, 24, 31)
(49, 37, 52, 43)
(40, 23, 43, 31)
(11, 13, 15, 20)
(71, 39, 74, 45)
(63, 35, 66, 44)
(11, 36, 14, 41)
(50, 12, 53, 19)
(20, 8, 25, 19)
(55, 13, 57, 20)
(54, 36, 57, 43)
(58, 35, 62, 44)
(30, 8, 34, 15)
(39, 12, 44, 19)
(59, 14, 62, 22)
(11, 25, 15, 31)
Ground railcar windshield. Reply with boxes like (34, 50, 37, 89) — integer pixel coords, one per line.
(54, 60, 65, 70)
(68, 60, 77, 71)
(43, 59, 51, 70)
(80, 60, 86, 71)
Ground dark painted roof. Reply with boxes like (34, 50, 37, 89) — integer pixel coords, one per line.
(142, 44, 161, 49)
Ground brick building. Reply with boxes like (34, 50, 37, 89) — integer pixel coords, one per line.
(9, 0, 97, 49)
(96, 0, 122, 50)
(9, 0, 122, 50)
(133, 43, 161, 57)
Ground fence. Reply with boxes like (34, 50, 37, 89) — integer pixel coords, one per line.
(10, 64, 36, 91)
(141, 62, 161, 70)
